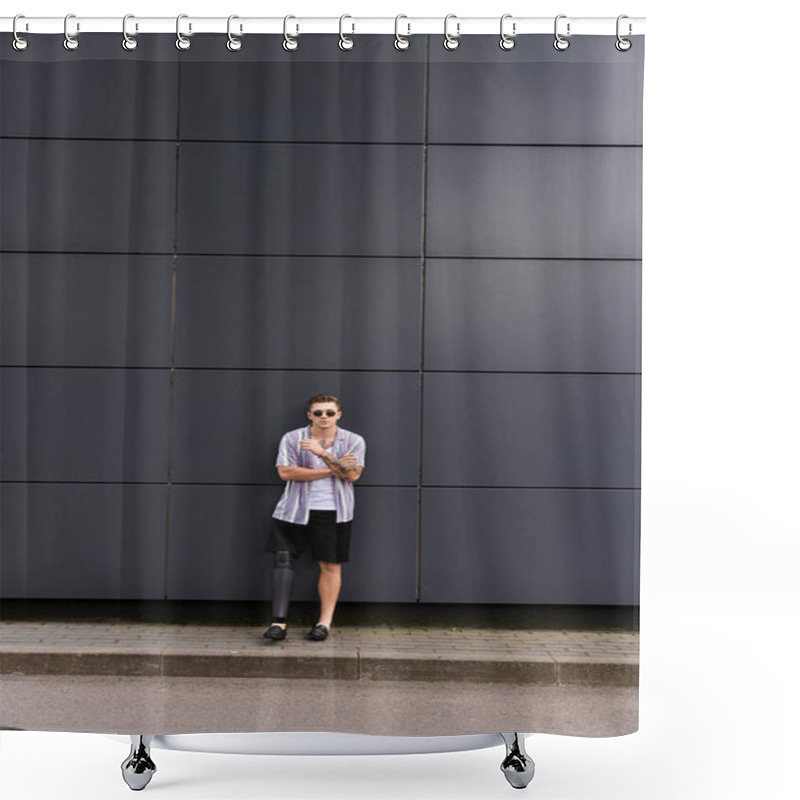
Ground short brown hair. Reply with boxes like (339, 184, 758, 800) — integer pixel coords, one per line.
(307, 394, 341, 410)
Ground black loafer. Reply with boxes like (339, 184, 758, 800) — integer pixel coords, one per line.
(306, 623, 329, 641)
(263, 623, 287, 641)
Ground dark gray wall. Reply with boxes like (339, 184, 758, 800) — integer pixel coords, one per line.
(0, 34, 643, 604)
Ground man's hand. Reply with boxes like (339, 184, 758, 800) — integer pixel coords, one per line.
(300, 439, 326, 457)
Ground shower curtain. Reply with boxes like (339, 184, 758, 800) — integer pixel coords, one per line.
(0, 26, 644, 741)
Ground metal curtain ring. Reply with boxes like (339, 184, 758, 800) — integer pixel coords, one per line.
(616, 14, 632, 51)
(64, 13, 79, 50)
(122, 15, 138, 51)
(444, 14, 460, 50)
(227, 15, 242, 51)
(283, 15, 299, 51)
(12, 14, 28, 51)
(176, 13, 191, 50)
(553, 14, 570, 51)
(339, 14, 354, 50)
(500, 14, 516, 50)
(394, 14, 410, 50)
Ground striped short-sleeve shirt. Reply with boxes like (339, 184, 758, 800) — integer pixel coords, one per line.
(272, 425, 366, 525)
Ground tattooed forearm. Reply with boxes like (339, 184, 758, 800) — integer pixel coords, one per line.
(319, 452, 358, 480)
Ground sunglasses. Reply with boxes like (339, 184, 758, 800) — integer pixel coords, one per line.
(311, 410, 338, 417)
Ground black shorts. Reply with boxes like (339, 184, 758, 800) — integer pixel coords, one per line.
(266, 510, 352, 563)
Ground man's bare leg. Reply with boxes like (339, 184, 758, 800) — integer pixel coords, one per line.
(316, 561, 342, 628)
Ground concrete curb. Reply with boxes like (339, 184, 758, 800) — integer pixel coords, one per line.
(0, 645, 638, 687)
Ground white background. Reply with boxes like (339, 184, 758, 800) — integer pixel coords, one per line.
(2, 1, 799, 798)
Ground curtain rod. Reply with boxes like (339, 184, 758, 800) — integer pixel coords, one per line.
(1, 16, 646, 37)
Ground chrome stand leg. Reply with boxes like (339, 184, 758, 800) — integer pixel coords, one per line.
(500, 733, 535, 789)
(121, 735, 157, 791)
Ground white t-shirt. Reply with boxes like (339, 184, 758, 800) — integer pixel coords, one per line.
(307, 452, 337, 510)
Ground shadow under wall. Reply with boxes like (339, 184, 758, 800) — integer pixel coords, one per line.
(0, 599, 639, 632)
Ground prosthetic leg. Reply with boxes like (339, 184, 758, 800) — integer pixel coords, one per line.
(263, 550, 295, 641)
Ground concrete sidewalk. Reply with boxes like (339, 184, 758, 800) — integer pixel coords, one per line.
(0, 621, 638, 687)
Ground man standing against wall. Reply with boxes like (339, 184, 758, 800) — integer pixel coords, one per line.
(264, 395, 365, 642)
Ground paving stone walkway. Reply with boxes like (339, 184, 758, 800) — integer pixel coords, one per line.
(0, 621, 638, 686)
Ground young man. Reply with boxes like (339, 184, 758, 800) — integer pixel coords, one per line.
(264, 394, 365, 642)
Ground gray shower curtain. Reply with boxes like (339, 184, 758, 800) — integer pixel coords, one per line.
(1, 30, 643, 738)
